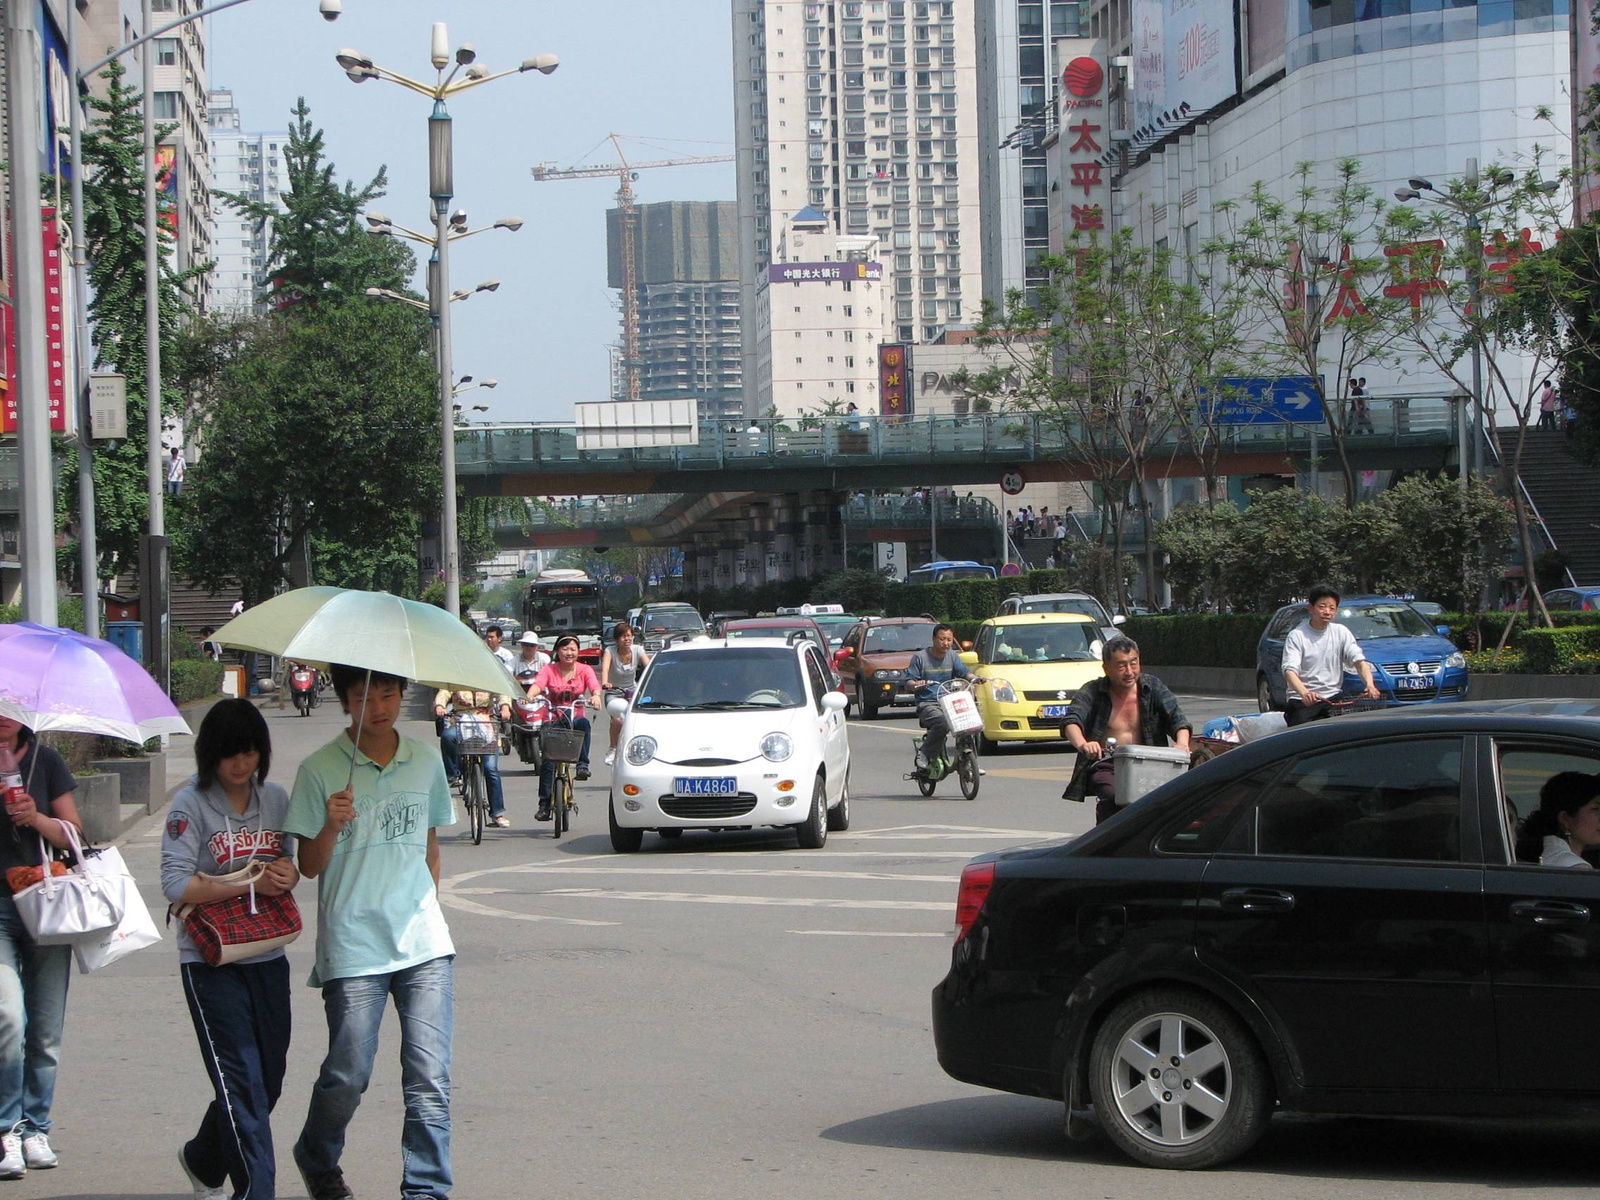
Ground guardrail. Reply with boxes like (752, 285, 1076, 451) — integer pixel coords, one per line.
(454, 396, 1455, 477)
(840, 495, 1000, 529)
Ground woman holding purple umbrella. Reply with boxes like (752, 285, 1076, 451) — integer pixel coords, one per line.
(0, 716, 84, 1181)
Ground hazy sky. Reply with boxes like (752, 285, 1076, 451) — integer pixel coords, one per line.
(210, 1, 737, 425)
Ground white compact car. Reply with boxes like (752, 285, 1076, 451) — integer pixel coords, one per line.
(607, 637, 851, 852)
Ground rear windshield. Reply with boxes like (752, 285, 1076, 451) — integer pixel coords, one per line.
(1019, 596, 1109, 623)
(636, 648, 806, 710)
(643, 610, 705, 634)
(863, 624, 934, 653)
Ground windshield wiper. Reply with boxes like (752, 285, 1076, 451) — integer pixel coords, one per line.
(637, 702, 690, 710)
(692, 699, 784, 709)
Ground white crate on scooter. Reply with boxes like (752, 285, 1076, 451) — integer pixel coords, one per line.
(937, 689, 984, 734)
(1112, 744, 1191, 807)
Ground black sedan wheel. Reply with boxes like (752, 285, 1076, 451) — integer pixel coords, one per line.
(1087, 989, 1270, 1170)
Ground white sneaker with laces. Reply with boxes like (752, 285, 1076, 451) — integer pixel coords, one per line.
(604, 750, 616, 766)
(178, 1146, 225, 1199)
(20, 1133, 54, 1170)
(0, 1132, 24, 1180)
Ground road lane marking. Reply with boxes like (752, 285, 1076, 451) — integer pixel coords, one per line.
(530, 888, 950, 911)
(465, 863, 955, 884)
(789, 929, 950, 937)
(437, 890, 620, 926)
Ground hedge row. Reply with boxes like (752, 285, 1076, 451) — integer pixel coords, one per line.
(1440, 610, 1600, 651)
(1121, 614, 1275, 670)
(170, 660, 224, 705)
(882, 571, 1071, 622)
(1521, 626, 1600, 674)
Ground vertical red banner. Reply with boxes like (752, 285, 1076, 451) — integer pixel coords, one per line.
(1, 209, 70, 435)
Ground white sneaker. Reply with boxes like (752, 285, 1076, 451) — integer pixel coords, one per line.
(0, 1132, 23, 1179)
(20, 1133, 54, 1170)
(178, 1146, 225, 1199)
(604, 750, 615, 766)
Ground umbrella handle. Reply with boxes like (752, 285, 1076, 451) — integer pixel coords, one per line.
(344, 669, 370, 806)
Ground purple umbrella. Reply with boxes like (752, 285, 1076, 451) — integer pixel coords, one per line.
(0, 623, 190, 744)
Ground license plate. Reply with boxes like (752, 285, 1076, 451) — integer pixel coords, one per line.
(674, 776, 737, 797)
(1038, 704, 1070, 718)
(1396, 676, 1435, 690)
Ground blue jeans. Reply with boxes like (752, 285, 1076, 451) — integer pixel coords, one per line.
(295, 956, 454, 1200)
(538, 716, 591, 804)
(0, 895, 71, 1134)
(439, 727, 505, 816)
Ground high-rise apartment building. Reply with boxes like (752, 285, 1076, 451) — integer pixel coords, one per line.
(975, 0, 1084, 307)
(207, 88, 289, 313)
(732, 0, 985, 415)
(605, 200, 743, 421)
(82, 0, 214, 310)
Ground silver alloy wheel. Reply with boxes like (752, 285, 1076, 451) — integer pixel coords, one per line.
(1107, 1011, 1233, 1148)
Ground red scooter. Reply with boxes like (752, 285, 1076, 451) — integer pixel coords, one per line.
(290, 664, 321, 717)
(511, 666, 549, 767)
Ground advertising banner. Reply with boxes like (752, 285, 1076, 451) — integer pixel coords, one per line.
(1132, 0, 1237, 135)
(1, 210, 71, 436)
(879, 344, 910, 417)
(155, 145, 179, 236)
(769, 261, 882, 283)
(1054, 38, 1111, 242)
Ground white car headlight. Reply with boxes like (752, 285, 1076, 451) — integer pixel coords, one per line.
(625, 735, 657, 766)
(761, 732, 793, 762)
(988, 677, 1017, 704)
(1445, 651, 1466, 669)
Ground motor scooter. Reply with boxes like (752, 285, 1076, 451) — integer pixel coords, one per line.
(510, 668, 548, 768)
(290, 664, 321, 717)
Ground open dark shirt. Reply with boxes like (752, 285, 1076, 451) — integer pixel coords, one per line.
(1060, 675, 1191, 801)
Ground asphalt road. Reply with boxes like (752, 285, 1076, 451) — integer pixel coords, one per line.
(26, 692, 1600, 1199)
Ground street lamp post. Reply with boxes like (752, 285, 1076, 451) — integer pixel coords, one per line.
(336, 25, 557, 618)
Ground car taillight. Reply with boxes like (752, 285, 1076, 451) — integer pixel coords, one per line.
(954, 861, 995, 944)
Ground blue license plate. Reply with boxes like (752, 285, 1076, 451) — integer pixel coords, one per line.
(1039, 704, 1070, 718)
(1396, 676, 1435, 690)
(674, 776, 737, 797)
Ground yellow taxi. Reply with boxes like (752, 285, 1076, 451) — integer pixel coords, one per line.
(959, 613, 1106, 752)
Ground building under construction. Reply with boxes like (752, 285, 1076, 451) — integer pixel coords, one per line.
(604, 200, 743, 421)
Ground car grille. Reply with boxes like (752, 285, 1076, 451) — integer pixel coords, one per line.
(1027, 716, 1066, 730)
(1024, 690, 1076, 702)
(1440, 685, 1467, 697)
(670, 758, 740, 767)
(1390, 685, 1439, 701)
(658, 793, 759, 819)
(1379, 660, 1442, 675)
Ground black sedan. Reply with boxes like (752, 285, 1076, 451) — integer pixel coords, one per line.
(933, 700, 1600, 1170)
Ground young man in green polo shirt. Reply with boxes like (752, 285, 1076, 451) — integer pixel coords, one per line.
(285, 665, 456, 1200)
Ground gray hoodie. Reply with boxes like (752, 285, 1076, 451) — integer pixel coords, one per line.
(160, 775, 296, 966)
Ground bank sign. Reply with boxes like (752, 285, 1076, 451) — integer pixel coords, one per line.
(1055, 38, 1110, 242)
(768, 261, 882, 284)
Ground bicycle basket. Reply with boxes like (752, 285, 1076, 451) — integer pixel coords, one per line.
(540, 726, 586, 763)
(455, 714, 500, 754)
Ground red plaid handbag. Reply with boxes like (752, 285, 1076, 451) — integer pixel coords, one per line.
(175, 861, 301, 967)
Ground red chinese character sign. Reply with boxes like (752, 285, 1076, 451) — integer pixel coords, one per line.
(879, 344, 911, 417)
(1054, 39, 1111, 243)
(1, 208, 71, 436)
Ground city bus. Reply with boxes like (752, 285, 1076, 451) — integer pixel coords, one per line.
(522, 569, 607, 666)
(905, 560, 998, 584)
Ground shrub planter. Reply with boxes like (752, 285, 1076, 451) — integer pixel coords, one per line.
(74, 772, 124, 844)
(90, 752, 167, 816)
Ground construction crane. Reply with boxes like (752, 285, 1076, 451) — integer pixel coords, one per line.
(532, 133, 733, 401)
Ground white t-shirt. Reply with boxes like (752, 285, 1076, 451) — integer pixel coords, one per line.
(1541, 835, 1592, 869)
(1281, 620, 1366, 701)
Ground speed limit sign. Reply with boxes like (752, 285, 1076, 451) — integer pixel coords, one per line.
(1000, 468, 1025, 496)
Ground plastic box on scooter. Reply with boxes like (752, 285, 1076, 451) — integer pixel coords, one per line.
(1112, 743, 1190, 807)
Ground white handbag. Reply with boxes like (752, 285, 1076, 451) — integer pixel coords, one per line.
(73, 844, 161, 973)
(12, 823, 122, 945)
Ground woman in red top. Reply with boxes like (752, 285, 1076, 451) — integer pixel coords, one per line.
(525, 635, 603, 819)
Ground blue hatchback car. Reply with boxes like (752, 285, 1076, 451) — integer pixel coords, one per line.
(1255, 596, 1469, 712)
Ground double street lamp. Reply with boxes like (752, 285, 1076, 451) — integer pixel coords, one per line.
(335, 24, 557, 618)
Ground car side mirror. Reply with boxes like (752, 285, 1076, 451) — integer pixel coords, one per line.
(1436, 625, 1450, 636)
(958, 650, 979, 666)
(606, 696, 629, 718)
(1111, 614, 1127, 626)
(833, 648, 851, 665)
(821, 691, 848, 712)
(1090, 638, 1104, 659)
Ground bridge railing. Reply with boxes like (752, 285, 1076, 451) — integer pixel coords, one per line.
(840, 494, 1000, 529)
(454, 395, 1456, 475)
(481, 494, 675, 531)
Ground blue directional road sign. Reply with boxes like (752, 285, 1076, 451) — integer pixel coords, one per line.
(1202, 376, 1326, 426)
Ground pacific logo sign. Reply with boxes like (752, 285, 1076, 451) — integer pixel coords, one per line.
(1063, 56, 1104, 98)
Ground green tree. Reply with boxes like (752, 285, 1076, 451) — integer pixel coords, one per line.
(1227, 488, 1348, 610)
(219, 97, 410, 306)
(172, 299, 439, 602)
(57, 58, 205, 580)
(1374, 475, 1513, 608)
(1153, 502, 1243, 611)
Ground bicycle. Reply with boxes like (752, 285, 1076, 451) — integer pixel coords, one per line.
(540, 704, 586, 839)
(446, 711, 501, 845)
(905, 678, 981, 801)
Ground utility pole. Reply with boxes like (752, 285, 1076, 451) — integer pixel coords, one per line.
(7, 0, 58, 625)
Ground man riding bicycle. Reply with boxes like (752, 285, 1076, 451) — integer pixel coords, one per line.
(906, 623, 970, 771)
(433, 685, 514, 827)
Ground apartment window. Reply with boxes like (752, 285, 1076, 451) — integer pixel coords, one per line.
(155, 37, 180, 66)
(844, 330, 855, 342)
(889, 46, 906, 64)
(948, 300, 961, 321)
(845, 354, 856, 367)
(795, 331, 803, 338)
(806, 27, 822, 44)
(153, 91, 179, 120)
(843, 47, 864, 65)
(947, 276, 962, 294)
(847, 185, 867, 203)
(807, 98, 825, 115)
(895, 277, 912, 295)
(894, 231, 912, 248)
(846, 382, 856, 393)
(920, 231, 937, 248)
(808, 49, 826, 67)
(893, 208, 910, 227)
(848, 210, 869, 227)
